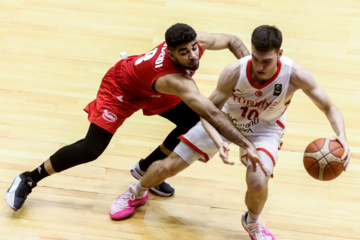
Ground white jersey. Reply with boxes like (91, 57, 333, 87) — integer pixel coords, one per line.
(222, 55, 293, 137)
(174, 55, 294, 173)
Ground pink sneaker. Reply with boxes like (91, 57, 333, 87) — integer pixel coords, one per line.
(241, 211, 275, 240)
(109, 185, 149, 220)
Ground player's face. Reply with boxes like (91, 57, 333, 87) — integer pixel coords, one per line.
(251, 45, 283, 81)
(168, 40, 200, 70)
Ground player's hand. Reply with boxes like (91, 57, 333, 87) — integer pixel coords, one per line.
(246, 146, 270, 177)
(218, 142, 234, 165)
(331, 136, 351, 171)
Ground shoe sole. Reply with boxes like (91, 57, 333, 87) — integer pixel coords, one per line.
(149, 187, 174, 197)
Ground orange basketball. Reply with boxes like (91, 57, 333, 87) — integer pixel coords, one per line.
(303, 138, 344, 181)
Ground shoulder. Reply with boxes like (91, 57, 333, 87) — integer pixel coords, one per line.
(290, 61, 317, 90)
(217, 60, 241, 88)
(225, 59, 241, 77)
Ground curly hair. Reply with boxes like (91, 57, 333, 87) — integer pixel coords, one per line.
(251, 25, 282, 52)
(165, 23, 197, 51)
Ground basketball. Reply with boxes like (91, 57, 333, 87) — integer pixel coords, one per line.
(303, 138, 344, 181)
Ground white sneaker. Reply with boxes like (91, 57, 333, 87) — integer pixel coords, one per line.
(241, 211, 275, 240)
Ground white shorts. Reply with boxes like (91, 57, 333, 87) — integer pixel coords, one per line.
(173, 121, 283, 176)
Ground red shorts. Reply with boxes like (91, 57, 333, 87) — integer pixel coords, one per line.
(84, 67, 182, 134)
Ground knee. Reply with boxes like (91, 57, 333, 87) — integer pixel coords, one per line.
(81, 147, 103, 163)
(155, 155, 183, 179)
(246, 176, 269, 195)
(248, 180, 267, 193)
(82, 151, 99, 163)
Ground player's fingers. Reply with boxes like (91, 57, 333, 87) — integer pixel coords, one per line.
(219, 149, 229, 160)
(341, 148, 349, 161)
(344, 160, 350, 171)
(222, 158, 234, 165)
(260, 163, 270, 177)
(343, 153, 351, 171)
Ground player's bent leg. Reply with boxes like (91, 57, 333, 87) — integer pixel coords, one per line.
(6, 123, 113, 211)
(130, 144, 175, 197)
(132, 101, 199, 196)
(141, 152, 191, 189)
(245, 166, 270, 213)
(110, 152, 190, 220)
(242, 150, 275, 240)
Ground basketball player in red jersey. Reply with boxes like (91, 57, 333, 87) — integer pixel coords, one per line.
(6, 23, 268, 212)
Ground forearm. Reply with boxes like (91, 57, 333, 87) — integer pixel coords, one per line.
(326, 105, 347, 138)
(204, 110, 253, 150)
(200, 117, 223, 149)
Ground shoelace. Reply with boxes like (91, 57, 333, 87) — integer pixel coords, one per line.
(17, 182, 32, 199)
(113, 191, 135, 209)
(250, 223, 267, 239)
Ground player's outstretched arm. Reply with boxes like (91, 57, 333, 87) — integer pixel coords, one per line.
(155, 66, 268, 176)
(200, 117, 232, 165)
(291, 62, 351, 170)
(198, 61, 242, 165)
(196, 32, 249, 59)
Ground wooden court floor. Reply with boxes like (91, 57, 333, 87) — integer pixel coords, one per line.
(0, 0, 359, 239)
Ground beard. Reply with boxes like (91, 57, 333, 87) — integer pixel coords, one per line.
(173, 57, 200, 71)
(187, 61, 199, 71)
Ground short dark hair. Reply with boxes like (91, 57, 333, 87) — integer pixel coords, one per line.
(165, 23, 197, 51)
(251, 25, 282, 52)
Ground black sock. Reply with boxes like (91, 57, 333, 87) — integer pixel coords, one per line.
(140, 146, 167, 171)
(29, 163, 50, 183)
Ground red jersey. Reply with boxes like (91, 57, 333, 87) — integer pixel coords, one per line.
(113, 41, 203, 98)
(84, 41, 204, 134)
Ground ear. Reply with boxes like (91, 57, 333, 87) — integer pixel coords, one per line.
(168, 49, 175, 61)
(278, 49, 283, 58)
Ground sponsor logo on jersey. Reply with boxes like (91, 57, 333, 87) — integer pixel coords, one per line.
(231, 94, 278, 110)
(227, 113, 259, 133)
(273, 84, 282, 96)
(103, 110, 117, 122)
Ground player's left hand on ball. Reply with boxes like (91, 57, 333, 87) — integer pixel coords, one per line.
(331, 136, 351, 171)
(219, 142, 234, 165)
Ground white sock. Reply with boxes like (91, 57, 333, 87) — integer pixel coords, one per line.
(135, 180, 148, 197)
(247, 210, 261, 224)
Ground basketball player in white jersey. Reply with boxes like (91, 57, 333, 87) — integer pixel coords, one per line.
(110, 25, 350, 240)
